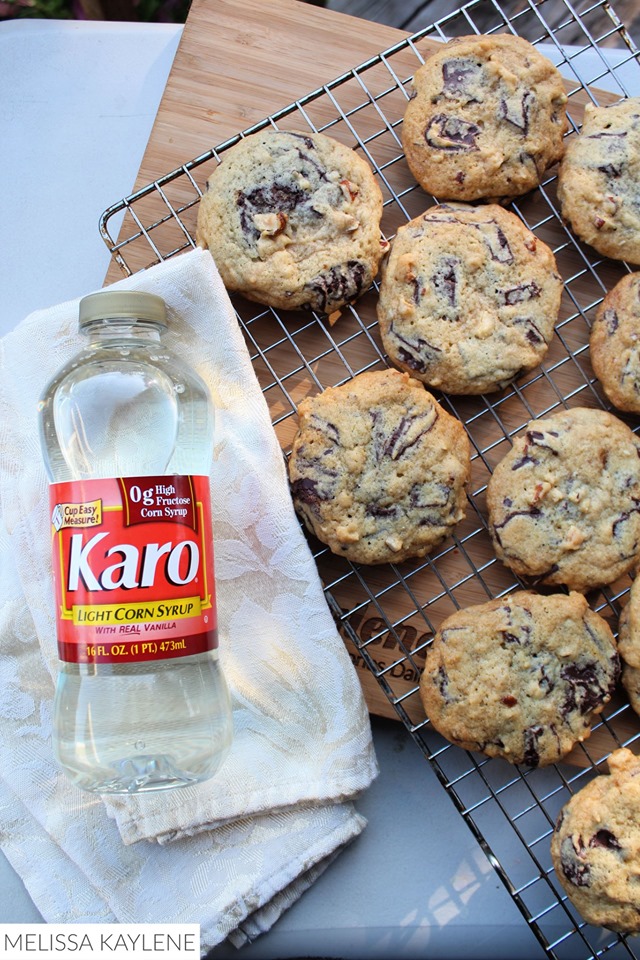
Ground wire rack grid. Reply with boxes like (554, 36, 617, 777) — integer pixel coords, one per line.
(100, 1, 640, 956)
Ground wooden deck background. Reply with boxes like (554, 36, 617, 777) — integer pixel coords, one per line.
(326, 0, 640, 50)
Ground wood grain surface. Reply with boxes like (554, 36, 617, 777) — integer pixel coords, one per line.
(105, 0, 406, 259)
(101, 0, 640, 770)
(329, 0, 640, 49)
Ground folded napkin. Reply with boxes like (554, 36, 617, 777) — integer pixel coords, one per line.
(0, 248, 377, 949)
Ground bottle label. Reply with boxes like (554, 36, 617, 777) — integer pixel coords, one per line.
(49, 475, 218, 664)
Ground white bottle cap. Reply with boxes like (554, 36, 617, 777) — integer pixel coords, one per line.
(79, 290, 167, 329)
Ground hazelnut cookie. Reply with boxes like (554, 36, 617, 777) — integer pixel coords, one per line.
(196, 129, 386, 313)
(288, 368, 470, 564)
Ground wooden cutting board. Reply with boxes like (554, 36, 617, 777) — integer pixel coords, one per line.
(105, 0, 410, 283)
(102, 0, 428, 723)
(102, 0, 640, 769)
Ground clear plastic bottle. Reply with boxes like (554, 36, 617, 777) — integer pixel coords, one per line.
(38, 290, 233, 794)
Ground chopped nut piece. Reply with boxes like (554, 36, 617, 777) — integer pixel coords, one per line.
(336, 523, 361, 544)
(253, 212, 288, 236)
(339, 178, 359, 201)
(532, 481, 552, 504)
(563, 525, 587, 550)
(385, 535, 404, 553)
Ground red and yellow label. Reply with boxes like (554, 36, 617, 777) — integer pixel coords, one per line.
(49, 475, 218, 664)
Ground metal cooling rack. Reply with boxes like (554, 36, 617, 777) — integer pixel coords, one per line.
(100, 2, 640, 956)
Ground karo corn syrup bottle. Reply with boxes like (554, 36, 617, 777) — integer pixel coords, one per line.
(38, 290, 233, 794)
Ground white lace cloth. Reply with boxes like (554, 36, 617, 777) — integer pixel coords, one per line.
(0, 248, 377, 950)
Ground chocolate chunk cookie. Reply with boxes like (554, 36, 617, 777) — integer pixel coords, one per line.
(196, 129, 387, 313)
(377, 203, 563, 394)
(616, 580, 640, 716)
(551, 748, 640, 933)
(558, 98, 640, 266)
(420, 590, 619, 767)
(486, 407, 640, 593)
(402, 34, 568, 202)
(288, 368, 470, 564)
(590, 271, 640, 413)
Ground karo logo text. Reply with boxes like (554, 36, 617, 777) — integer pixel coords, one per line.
(67, 532, 200, 592)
